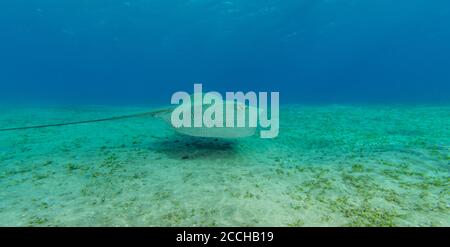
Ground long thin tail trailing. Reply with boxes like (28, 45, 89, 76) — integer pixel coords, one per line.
(0, 108, 170, 132)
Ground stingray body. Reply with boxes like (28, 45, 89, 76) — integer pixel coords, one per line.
(0, 98, 259, 139)
(156, 99, 258, 138)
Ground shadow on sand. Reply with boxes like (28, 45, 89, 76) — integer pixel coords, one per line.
(149, 134, 239, 160)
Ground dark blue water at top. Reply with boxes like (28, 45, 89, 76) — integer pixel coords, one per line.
(0, 0, 449, 105)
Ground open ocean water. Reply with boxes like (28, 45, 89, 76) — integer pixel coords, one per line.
(0, 1, 449, 226)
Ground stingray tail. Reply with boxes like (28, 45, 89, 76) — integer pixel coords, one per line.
(0, 108, 171, 132)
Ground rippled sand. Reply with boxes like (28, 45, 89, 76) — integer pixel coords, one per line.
(0, 105, 449, 226)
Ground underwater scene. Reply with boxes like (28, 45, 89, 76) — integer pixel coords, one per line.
(0, 1, 449, 226)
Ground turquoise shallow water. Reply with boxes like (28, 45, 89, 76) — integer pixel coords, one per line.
(0, 105, 449, 226)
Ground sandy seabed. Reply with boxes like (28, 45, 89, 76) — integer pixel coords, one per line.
(0, 105, 449, 226)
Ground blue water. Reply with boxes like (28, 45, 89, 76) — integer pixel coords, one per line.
(1, 0, 449, 104)
(1, 1, 450, 226)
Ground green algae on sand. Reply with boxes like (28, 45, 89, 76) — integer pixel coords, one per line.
(0, 105, 449, 226)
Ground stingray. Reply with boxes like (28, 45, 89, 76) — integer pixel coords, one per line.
(0, 97, 258, 139)
(160, 94, 258, 138)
